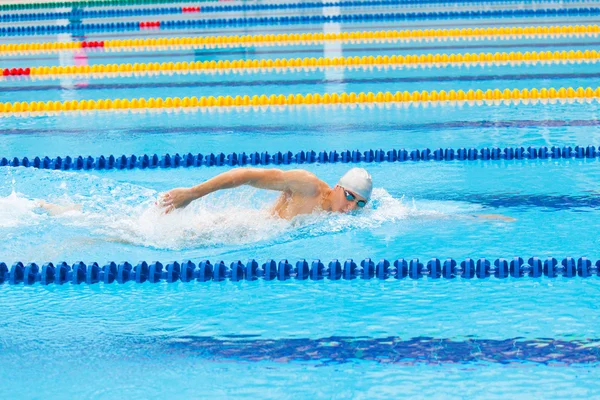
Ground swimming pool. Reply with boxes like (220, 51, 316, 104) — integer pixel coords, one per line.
(3, 0, 600, 398)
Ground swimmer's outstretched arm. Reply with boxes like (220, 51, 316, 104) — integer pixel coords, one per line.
(160, 168, 322, 212)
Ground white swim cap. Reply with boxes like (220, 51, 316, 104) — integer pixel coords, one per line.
(338, 168, 373, 201)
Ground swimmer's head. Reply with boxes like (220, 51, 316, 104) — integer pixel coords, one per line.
(332, 168, 372, 212)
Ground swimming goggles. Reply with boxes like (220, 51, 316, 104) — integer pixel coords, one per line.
(343, 188, 367, 208)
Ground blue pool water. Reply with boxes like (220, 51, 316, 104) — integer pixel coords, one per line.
(3, 1, 600, 398)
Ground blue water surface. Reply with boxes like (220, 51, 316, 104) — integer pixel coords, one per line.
(2, 5, 600, 399)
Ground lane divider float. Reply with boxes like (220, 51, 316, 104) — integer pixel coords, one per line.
(2, 145, 598, 171)
(4, 0, 596, 23)
(3, 49, 599, 79)
(4, 8, 600, 37)
(1, 86, 599, 116)
(1, 0, 218, 12)
(1, 0, 595, 12)
(0, 257, 596, 285)
(2, 25, 598, 56)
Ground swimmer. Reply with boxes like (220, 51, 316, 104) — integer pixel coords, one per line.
(159, 167, 373, 219)
(158, 167, 516, 222)
(32, 167, 514, 222)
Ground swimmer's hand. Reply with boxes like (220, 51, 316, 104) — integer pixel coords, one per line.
(158, 188, 195, 213)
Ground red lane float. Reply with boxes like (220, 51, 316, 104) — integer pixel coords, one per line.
(139, 21, 161, 28)
(2, 68, 31, 76)
(80, 41, 105, 48)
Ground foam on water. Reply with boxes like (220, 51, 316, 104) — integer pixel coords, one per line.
(0, 191, 45, 228)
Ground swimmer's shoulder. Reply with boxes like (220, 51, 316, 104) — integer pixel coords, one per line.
(284, 169, 329, 195)
(285, 169, 322, 184)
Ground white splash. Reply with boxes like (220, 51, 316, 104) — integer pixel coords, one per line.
(0, 191, 45, 228)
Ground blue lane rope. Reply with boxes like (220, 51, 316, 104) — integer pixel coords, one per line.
(1, 145, 597, 171)
(1, 257, 596, 285)
(1, 0, 595, 12)
(3, 7, 600, 36)
(2, 0, 597, 23)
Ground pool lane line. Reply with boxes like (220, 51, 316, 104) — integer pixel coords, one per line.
(1, 0, 218, 12)
(1, 257, 596, 285)
(2, 118, 600, 135)
(2, 25, 598, 56)
(10, 0, 583, 23)
(6, 72, 600, 93)
(6, 0, 600, 24)
(14, 39, 600, 64)
(431, 192, 600, 211)
(3, 49, 599, 80)
(2, 145, 598, 172)
(3, 0, 597, 12)
(1, 86, 600, 116)
(168, 336, 600, 365)
(4, 8, 600, 37)
(10, 17, 598, 44)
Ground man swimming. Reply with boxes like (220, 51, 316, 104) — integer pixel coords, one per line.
(158, 167, 372, 219)
(37, 166, 513, 222)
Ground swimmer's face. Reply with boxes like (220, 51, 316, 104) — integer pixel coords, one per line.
(332, 185, 368, 213)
